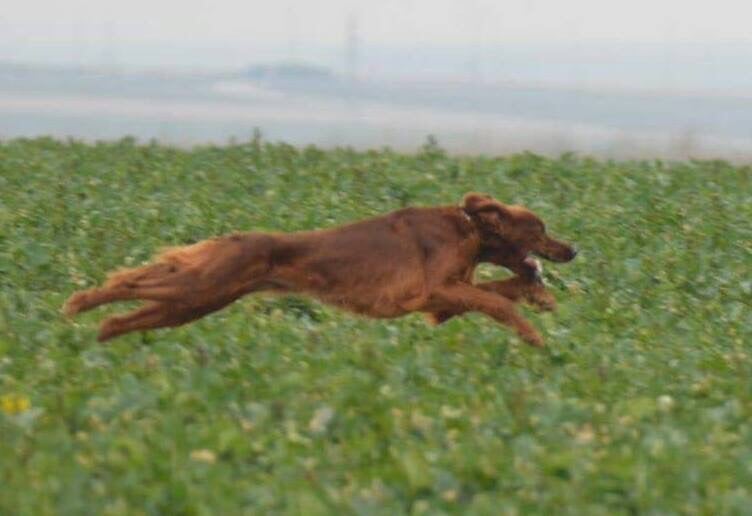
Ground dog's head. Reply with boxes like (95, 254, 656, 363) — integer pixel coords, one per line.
(462, 193, 577, 263)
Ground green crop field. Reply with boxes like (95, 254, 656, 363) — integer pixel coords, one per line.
(1, 137, 751, 515)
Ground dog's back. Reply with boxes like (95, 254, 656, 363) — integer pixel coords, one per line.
(265, 206, 478, 316)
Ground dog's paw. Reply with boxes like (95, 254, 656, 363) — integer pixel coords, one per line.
(97, 318, 121, 343)
(520, 329, 545, 348)
(63, 291, 88, 317)
(528, 289, 557, 312)
(520, 280, 557, 312)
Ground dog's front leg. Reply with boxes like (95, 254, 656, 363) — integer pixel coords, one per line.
(424, 274, 556, 326)
(496, 256, 557, 311)
(476, 276, 556, 312)
(430, 283, 544, 347)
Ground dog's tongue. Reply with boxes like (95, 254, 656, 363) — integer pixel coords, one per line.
(523, 256, 542, 273)
(523, 255, 544, 282)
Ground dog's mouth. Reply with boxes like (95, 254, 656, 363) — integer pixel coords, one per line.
(533, 250, 577, 263)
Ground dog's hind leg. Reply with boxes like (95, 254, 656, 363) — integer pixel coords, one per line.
(94, 272, 276, 341)
(64, 286, 139, 316)
(63, 261, 194, 316)
(64, 282, 198, 316)
(97, 293, 246, 342)
(97, 302, 170, 342)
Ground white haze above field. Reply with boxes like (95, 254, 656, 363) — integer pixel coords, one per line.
(2, 0, 752, 159)
(3, 0, 752, 91)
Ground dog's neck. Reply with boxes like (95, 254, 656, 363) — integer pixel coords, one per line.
(459, 207, 482, 242)
(460, 207, 498, 258)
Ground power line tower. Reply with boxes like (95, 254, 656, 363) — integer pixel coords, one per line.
(345, 13, 360, 83)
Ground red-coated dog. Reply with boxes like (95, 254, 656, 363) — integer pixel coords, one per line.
(64, 193, 576, 346)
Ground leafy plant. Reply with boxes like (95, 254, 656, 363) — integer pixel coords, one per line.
(1, 137, 751, 514)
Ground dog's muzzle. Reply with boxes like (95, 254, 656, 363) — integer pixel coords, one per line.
(534, 239, 578, 263)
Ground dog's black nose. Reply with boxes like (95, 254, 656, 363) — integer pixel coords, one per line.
(569, 247, 578, 260)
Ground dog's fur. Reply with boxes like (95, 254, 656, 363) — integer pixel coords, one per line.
(64, 193, 576, 346)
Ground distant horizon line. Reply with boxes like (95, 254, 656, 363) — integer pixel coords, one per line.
(3, 57, 752, 100)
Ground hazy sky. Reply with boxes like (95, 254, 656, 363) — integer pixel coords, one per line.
(2, 0, 752, 75)
(4, 0, 752, 45)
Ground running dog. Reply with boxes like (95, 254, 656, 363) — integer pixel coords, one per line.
(64, 193, 577, 346)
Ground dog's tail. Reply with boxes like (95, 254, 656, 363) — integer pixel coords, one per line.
(100, 239, 220, 290)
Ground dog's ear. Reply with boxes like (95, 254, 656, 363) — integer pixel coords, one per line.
(462, 193, 494, 213)
(462, 193, 512, 234)
(462, 192, 511, 217)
